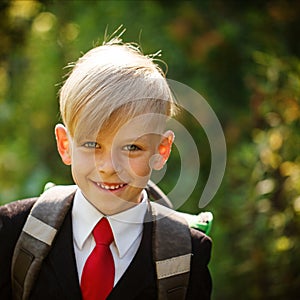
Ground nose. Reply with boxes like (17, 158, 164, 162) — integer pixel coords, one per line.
(96, 151, 119, 176)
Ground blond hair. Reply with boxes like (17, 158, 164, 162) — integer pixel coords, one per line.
(59, 39, 177, 140)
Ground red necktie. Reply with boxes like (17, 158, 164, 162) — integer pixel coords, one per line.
(81, 218, 115, 300)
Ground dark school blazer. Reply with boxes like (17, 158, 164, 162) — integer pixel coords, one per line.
(0, 197, 212, 300)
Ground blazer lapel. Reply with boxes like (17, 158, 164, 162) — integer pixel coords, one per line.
(108, 220, 156, 300)
(47, 209, 82, 300)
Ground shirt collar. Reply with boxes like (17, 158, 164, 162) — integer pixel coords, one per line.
(72, 189, 148, 258)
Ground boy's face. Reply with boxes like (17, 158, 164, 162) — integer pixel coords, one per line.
(55, 115, 174, 215)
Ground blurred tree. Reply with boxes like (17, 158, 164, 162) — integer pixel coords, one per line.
(212, 53, 300, 299)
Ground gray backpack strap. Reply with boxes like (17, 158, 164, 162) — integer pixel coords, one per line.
(149, 202, 192, 300)
(146, 180, 173, 209)
(11, 185, 77, 300)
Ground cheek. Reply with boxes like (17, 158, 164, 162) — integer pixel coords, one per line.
(72, 151, 95, 172)
(128, 156, 152, 177)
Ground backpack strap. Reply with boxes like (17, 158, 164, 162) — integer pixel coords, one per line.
(146, 180, 213, 235)
(148, 202, 192, 300)
(11, 185, 77, 300)
(146, 180, 173, 209)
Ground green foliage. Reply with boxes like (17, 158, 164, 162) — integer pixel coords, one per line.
(212, 53, 300, 299)
(0, 0, 300, 299)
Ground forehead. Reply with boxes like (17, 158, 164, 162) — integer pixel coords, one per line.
(74, 109, 166, 142)
(104, 113, 165, 140)
(72, 97, 169, 141)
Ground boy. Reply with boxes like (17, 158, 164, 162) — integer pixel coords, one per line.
(0, 37, 212, 299)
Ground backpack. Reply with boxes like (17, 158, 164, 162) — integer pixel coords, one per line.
(11, 182, 212, 300)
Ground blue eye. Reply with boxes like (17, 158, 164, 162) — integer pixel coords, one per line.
(123, 144, 141, 151)
(83, 142, 100, 149)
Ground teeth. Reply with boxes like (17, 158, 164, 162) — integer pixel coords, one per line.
(97, 183, 125, 190)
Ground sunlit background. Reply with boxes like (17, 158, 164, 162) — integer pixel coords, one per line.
(0, 1, 299, 299)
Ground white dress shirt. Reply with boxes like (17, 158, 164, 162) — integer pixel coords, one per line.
(72, 188, 148, 286)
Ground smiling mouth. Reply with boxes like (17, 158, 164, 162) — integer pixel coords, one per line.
(95, 182, 127, 191)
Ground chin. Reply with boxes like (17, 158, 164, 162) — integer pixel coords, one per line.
(93, 197, 137, 215)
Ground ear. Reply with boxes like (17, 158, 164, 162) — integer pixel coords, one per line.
(152, 130, 174, 170)
(55, 124, 72, 165)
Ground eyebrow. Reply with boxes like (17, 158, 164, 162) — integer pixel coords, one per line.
(120, 133, 160, 142)
(118, 135, 149, 144)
